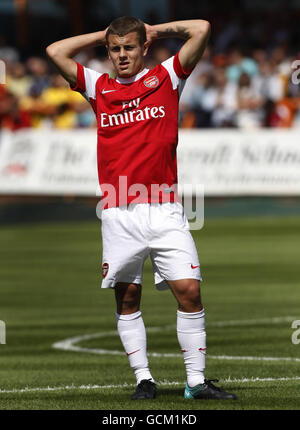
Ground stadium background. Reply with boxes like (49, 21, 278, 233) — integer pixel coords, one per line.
(0, 0, 300, 410)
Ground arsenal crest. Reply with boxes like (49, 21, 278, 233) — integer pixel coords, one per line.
(102, 262, 109, 278)
(143, 76, 159, 88)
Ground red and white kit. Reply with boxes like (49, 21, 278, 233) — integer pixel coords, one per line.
(71, 52, 201, 289)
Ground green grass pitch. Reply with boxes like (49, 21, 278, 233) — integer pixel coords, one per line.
(0, 214, 300, 410)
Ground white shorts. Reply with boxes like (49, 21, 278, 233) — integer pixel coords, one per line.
(100, 202, 202, 290)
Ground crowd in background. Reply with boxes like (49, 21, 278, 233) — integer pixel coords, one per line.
(0, 10, 300, 131)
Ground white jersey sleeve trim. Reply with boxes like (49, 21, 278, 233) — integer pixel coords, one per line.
(161, 56, 186, 100)
(83, 67, 103, 100)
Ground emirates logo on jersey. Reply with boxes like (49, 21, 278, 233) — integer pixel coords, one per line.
(102, 262, 109, 278)
(100, 97, 166, 128)
(144, 76, 159, 88)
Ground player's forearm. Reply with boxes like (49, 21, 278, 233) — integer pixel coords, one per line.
(46, 30, 107, 59)
(151, 20, 210, 41)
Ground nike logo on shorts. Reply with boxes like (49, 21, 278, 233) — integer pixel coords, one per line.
(191, 264, 200, 269)
(102, 89, 117, 94)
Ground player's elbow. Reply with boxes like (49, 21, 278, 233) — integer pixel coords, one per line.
(46, 43, 60, 59)
(195, 20, 211, 38)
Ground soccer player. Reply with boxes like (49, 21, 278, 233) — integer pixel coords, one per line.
(46, 16, 237, 401)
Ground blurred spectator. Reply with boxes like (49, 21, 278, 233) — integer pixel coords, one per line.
(0, 34, 19, 65)
(19, 86, 53, 128)
(226, 47, 258, 83)
(210, 68, 238, 128)
(0, 91, 31, 131)
(264, 63, 300, 128)
(180, 47, 213, 106)
(180, 67, 238, 128)
(74, 101, 96, 128)
(252, 49, 267, 68)
(40, 74, 87, 128)
(26, 57, 51, 96)
(7, 62, 32, 98)
(235, 72, 264, 129)
(179, 47, 214, 127)
(189, 72, 216, 127)
(252, 60, 284, 103)
(272, 98, 298, 128)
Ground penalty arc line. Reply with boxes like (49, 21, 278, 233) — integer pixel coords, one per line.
(52, 316, 300, 363)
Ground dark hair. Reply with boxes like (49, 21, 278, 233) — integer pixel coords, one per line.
(106, 16, 146, 46)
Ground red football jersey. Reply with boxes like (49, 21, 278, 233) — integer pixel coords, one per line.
(71, 52, 193, 208)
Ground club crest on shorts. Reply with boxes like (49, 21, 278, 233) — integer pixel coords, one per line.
(144, 76, 159, 88)
(102, 262, 109, 278)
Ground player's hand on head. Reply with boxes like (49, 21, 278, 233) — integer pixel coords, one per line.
(144, 23, 155, 48)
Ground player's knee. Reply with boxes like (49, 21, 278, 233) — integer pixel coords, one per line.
(186, 282, 201, 300)
(181, 283, 202, 311)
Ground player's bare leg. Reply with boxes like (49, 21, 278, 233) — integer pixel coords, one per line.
(167, 279, 237, 400)
(115, 282, 156, 400)
(115, 282, 142, 315)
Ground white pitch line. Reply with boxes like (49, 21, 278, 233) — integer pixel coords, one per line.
(0, 383, 136, 395)
(1, 377, 300, 395)
(209, 355, 300, 362)
(52, 317, 300, 363)
(209, 316, 299, 327)
(53, 315, 299, 355)
(53, 337, 300, 362)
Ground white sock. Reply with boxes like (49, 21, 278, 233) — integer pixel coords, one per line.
(116, 310, 154, 384)
(177, 309, 206, 387)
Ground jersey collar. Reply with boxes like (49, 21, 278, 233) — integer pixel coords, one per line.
(116, 68, 149, 84)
